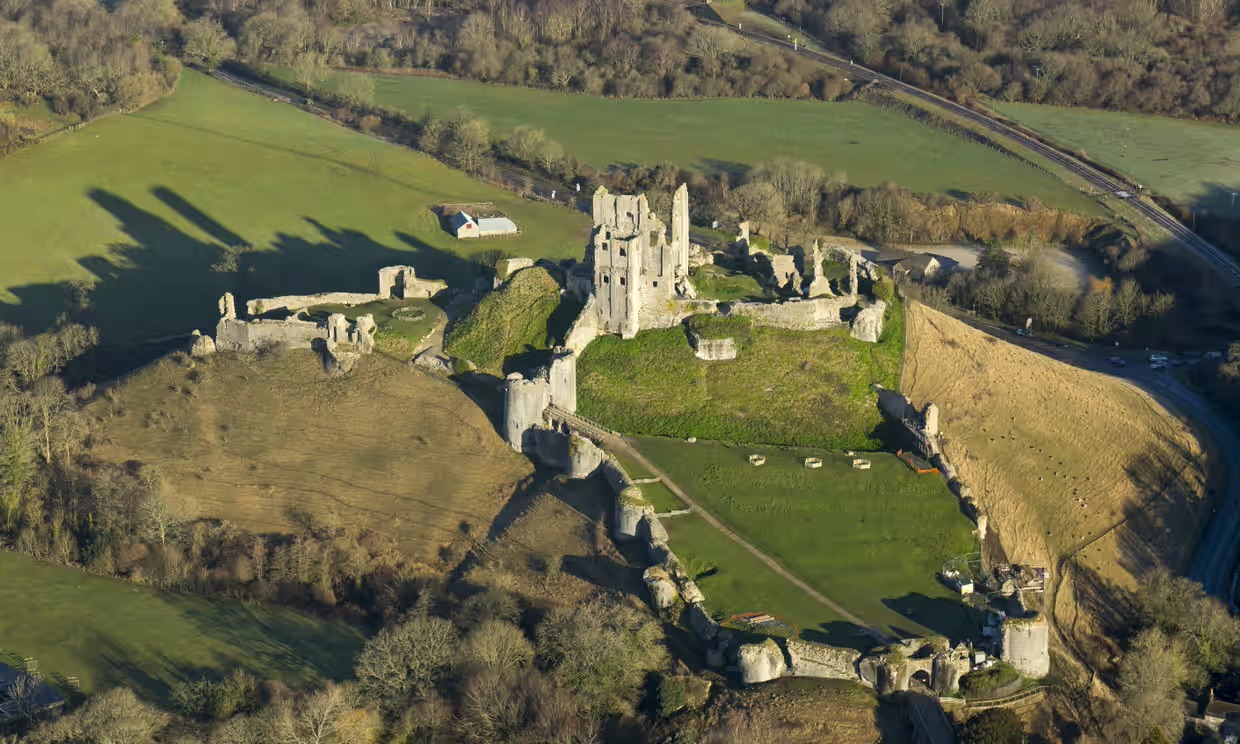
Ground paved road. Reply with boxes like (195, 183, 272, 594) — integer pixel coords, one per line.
(693, 14, 1240, 286)
(940, 309, 1240, 602)
(596, 432, 895, 644)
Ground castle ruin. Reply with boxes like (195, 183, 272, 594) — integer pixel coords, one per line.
(590, 184, 695, 338)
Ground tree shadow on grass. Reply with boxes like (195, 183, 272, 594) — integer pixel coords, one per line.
(0, 187, 476, 380)
(91, 593, 364, 705)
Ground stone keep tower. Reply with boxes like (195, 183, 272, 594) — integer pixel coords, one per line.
(591, 184, 691, 338)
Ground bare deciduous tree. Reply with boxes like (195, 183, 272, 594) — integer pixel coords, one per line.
(354, 615, 460, 708)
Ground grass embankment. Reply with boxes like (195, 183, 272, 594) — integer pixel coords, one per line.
(579, 303, 904, 450)
(640, 438, 978, 640)
(443, 267, 563, 373)
(90, 351, 531, 559)
(990, 102, 1240, 213)
(303, 72, 1090, 210)
(305, 298, 443, 356)
(0, 551, 363, 698)
(902, 303, 1207, 664)
(0, 70, 587, 352)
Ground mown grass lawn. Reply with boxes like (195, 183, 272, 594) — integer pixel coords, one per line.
(989, 102, 1240, 213)
(0, 551, 363, 700)
(579, 302, 904, 450)
(662, 512, 854, 643)
(640, 438, 979, 640)
(304, 297, 443, 353)
(303, 72, 1093, 210)
(0, 70, 587, 356)
(690, 265, 768, 302)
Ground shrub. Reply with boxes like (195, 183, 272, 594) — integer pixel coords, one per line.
(873, 277, 896, 303)
(536, 596, 667, 715)
(171, 670, 259, 721)
(959, 708, 1025, 744)
(658, 674, 687, 717)
(958, 663, 1019, 696)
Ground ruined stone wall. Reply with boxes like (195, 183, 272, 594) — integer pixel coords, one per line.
(377, 265, 448, 300)
(723, 296, 853, 331)
(850, 299, 888, 343)
(247, 292, 380, 317)
(563, 295, 600, 352)
(786, 639, 859, 680)
(547, 350, 577, 413)
(214, 317, 326, 352)
(688, 330, 738, 361)
(594, 231, 643, 338)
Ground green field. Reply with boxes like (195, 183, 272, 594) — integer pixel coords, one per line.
(689, 265, 767, 301)
(638, 480, 686, 512)
(306, 72, 1092, 210)
(578, 304, 903, 450)
(304, 297, 442, 356)
(664, 513, 853, 642)
(0, 70, 587, 357)
(639, 438, 978, 640)
(0, 552, 363, 699)
(990, 102, 1240, 213)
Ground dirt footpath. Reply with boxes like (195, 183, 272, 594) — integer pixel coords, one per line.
(902, 304, 1207, 665)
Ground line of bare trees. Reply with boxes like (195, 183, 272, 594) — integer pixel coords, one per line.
(761, 0, 1240, 121)
(182, 0, 853, 101)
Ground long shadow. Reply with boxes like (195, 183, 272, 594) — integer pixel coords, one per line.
(0, 187, 476, 380)
(802, 620, 881, 652)
(882, 592, 986, 643)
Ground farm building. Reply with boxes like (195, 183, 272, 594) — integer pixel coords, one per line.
(892, 254, 941, 283)
(450, 211, 519, 239)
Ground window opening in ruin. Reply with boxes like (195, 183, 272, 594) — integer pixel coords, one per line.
(620, 277, 626, 286)
(619, 248, 627, 257)
(653, 281, 659, 288)
(603, 276, 610, 284)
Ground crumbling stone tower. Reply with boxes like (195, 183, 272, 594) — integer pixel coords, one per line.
(591, 184, 691, 338)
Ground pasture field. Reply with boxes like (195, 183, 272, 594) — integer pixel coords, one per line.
(0, 551, 363, 698)
(307, 72, 1093, 210)
(90, 351, 532, 559)
(989, 102, 1240, 213)
(578, 303, 903, 450)
(902, 303, 1207, 664)
(637, 437, 978, 639)
(0, 70, 587, 354)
